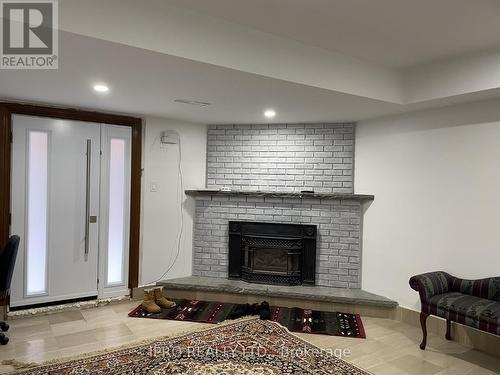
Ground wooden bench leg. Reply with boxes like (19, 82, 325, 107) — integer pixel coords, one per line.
(419, 312, 429, 350)
(445, 319, 451, 340)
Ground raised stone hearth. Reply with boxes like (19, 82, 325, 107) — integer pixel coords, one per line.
(158, 276, 395, 306)
(157, 276, 398, 318)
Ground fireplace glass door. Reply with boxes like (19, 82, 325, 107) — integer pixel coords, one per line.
(229, 221, 317, 286)
(244, 247, 301, 276)
(240, 236, 303, 285)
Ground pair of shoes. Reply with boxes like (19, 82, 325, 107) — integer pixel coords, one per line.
(0, 322, 9, 344)
(0, 322, 9, 332)
(141, 288, 176, 314)
(229, 301, 271, 320)
(0, 333, 8, 345)
(229, 303, 260, 319)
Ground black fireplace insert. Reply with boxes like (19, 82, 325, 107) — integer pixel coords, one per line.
(228, 221, 317, 286)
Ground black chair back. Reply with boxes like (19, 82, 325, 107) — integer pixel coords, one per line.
(0, 236, 20, 293)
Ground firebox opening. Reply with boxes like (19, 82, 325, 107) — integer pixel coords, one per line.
(228, 221, 317, 286)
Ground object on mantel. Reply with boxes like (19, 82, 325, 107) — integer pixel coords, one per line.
(184, 189, 374, 201)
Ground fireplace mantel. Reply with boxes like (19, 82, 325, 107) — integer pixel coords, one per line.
(185, 189, 374, 201)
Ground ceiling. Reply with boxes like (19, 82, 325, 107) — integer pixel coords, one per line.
(2, 1, 500, 124)
(166, 0, 500, 69)
(0, 32, 402, 124)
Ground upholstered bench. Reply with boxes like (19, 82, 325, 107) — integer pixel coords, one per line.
(409, 271, 500, 350)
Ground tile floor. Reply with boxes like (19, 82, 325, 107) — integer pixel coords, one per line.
(0, 300, 499, 374)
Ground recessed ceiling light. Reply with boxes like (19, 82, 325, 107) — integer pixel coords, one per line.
(264, 109, 276, 118)
(93, 84, 109, 93)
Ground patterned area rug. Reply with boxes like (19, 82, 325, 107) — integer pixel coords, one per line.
(15, 319, 370, 374)
(271, 307, 366, 338)
(129, 299, 235, 323)
(129, 299, 366, 338)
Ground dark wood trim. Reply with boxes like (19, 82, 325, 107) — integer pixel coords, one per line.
(0, 106, 11, 261)
(128, 116, 142, 289)
(1, 102, 140, 126)
(0, 102, 142, 289)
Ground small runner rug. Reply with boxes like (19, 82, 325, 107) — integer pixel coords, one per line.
(129, 299, 366, 338)
(14, 319, 370, 375)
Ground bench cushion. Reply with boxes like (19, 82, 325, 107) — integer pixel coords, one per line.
(424, 292, 500, 335)
(451, 277, 500, 303)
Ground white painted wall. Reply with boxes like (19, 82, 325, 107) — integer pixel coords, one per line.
(140, 117, 207, 286)
(355, 98, 500, 310)
(404, 49, 500, 103)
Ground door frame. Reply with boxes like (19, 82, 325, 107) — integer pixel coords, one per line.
(0, 102, 142, 290)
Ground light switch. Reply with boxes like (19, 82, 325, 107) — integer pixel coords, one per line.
(150, 183, 158, 192)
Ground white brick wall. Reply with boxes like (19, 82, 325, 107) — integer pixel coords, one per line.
(192, 195, 362, 288)
(206, 123, 354, 194)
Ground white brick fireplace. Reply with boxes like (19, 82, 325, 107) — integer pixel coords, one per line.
(187, 123, 373, 289)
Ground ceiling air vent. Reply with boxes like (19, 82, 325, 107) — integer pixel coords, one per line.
(174, 99, 211, 107)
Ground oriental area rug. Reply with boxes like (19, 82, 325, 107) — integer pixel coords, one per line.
(13, 319, 370, 375)
(129, 299, 366, 338)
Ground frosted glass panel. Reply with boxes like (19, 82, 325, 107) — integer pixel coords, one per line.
(107, 139, 126, 285)
(26, 131, 48, 295)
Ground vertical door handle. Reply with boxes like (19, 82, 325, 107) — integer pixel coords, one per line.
(84, 139, 91, 256)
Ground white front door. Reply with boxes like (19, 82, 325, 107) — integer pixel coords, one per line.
(11, 115, 130, 306)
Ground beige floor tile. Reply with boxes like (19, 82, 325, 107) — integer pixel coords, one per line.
(6, 321, 51, 340)
(0, 348, 16, 361)
(80, 306, 118, 321)
(50, 319, 89, 336)
(92, 322, 133, 341)
(8, 315, 49, 328)
(14, 336, 58, 357)
(389, 354, 445, 375)
(0, 300, 499, 375)
(47, 310, 84, 324)
(464, 368, 499, 375)
(92, 333, 138, 348)
(368, 362, 412, 375)
(111, 301, 138, 314)
(54, 329, 98, 349)
(435, 365, 482, 375)
(350, 352, 387, 370)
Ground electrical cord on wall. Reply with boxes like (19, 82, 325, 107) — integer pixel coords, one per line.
(143, 134, 184, 286)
